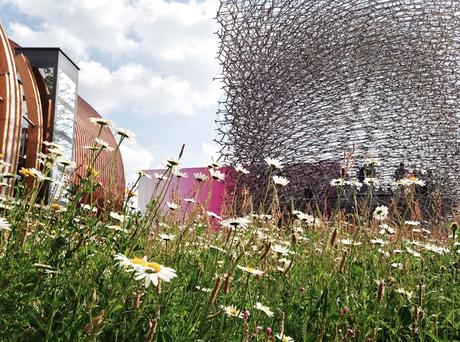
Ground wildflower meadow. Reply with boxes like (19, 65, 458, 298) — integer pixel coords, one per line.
(0, 121, 459, 341)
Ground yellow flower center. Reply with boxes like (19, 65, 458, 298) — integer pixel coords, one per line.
(87, 166, 100, 177)
(19, 167, 35, 177)
(230, 309, 239, 316)
(246, 267, 255, 273)
(50, 203, 61, 210)
(129, 258, 162, 273)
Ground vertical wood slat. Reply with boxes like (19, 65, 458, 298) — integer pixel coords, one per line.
(73, 97, 125, 209)
(0, 25, 22, 195)
(15, 54, 43, 170)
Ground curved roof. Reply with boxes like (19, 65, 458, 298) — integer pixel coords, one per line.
(74, 96, 125, 208)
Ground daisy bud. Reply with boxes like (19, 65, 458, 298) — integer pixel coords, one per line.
(299, 287, 305, 293)
(224, 273, 232, 294)
(340, 306, 350, 316)
(146, 319, 157, 342)
(256, 325, 263, 333)
(279, 311, 285, 337)
(451, 221, 458, 239)
(376, 280, 385, 304)
(387, 276, 395, 286)
(133, 292, 142, 309)
(339, 251, 348, 273)
(330, 228, 338, 248)
(25, 326, 36, 336)
(84, 309, 105, 336)
(156, 280, 161, 294)
(208, 276, 222, 304)
(266, 327, 272, 335)
(260, 242, 271, 260)
(89, 287, 98, 303)
(242, 310, 250, 320)
(416, 306, 424, 320)
(418, 283, 425, 307)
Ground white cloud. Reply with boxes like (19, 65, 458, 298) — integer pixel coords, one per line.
(201, 142, 219, 162)
(4, 0, 221, 117)
(5, 0, 138, 58)
(78, 60, 220, 116)
(9, 22, 88, 58)
(120, 139, 155, 184)
(1, 0, 222, 174)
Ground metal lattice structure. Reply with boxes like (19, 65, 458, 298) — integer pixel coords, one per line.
(215, 0, 460, 206)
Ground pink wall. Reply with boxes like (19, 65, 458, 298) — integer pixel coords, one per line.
(138, 167, 232, 217)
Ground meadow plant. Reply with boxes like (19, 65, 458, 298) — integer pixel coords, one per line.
(0, 122, 459, 341)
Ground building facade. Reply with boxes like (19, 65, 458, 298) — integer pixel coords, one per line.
(0, 24, 125, 205)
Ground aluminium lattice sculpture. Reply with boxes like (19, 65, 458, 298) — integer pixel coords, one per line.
(215, 0, 460, 209)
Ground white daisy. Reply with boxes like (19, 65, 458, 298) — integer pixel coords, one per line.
(379, 224, 396, 235)
(195, 286, 211, 293)
(364, 177, 379, 186)
(209, 169, 225, 182)
(194, 172, 208, 182)
(117, 128, 135, 140)
(364, 158, 380, 166)
(272, 175, 289, 187)
(154, 173, 168, 181)
(395, 287, 413, 299)
(275, 333, 294, 342)
(207, 211, 222, 220)
(237, 265, 264, 276)
(172, 169, 188, 178)
(95, 138, 113, 151)
(166, 202, 178, 211)
(346, 178, 363, 190)
(159, 233, 176, 241)
(165, 158, 180, 169)
(370, 238, 387, 245)
(373, 205, 389, 221)
(90, 117, 112, 127)
(115, 254, 177, 288)
(391, 263, 403, 270)
(339, 239, 362, 246)
(110, 211, 126, 223)
(137, 170, 152, 179)
(406, 247, 421, 257)
(0, 217, 11, 231)
(234, 164, 250, 174)
(330, 178, 345, 187)
(57, 158, 76, 169)
(222, 305, 243, 318)
(220, 217, 251, 229)
(272, 244, 290, 256)
(254, 302, 274, 317)
(207, 159, 222, 169)
(405, 220, 420, 226)
(265, 157, 283, 170)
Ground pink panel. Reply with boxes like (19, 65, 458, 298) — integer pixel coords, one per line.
(138, 167, 233, 217)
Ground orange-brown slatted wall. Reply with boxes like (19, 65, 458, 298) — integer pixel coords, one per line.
(73, 96, 125, 209)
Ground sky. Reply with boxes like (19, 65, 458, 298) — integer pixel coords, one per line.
(0, 0, 222, 183)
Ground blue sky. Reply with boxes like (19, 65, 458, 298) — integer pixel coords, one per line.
(0, 0, 222, 183)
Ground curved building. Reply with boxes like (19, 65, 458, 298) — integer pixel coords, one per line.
(216, 1, 460, 204)
(74, 96, 125, 207)
(0, 24, 125, 206)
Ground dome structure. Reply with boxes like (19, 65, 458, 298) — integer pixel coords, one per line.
(216, 0, 460, 206)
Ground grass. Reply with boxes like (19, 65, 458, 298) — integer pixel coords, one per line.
(0, 134, 459, 341)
